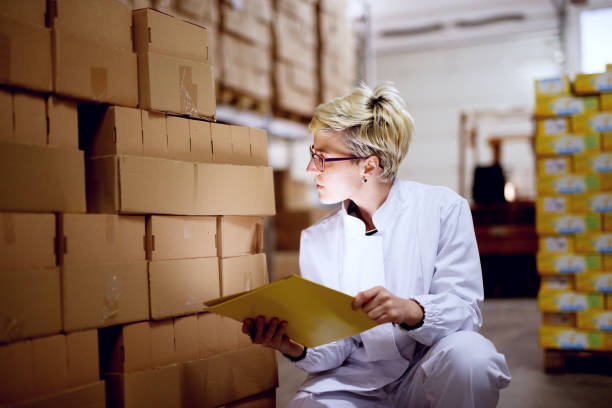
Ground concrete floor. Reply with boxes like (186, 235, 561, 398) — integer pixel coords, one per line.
(275, 299, 612, 407)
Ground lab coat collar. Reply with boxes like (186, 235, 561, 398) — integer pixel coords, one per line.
(341, 178, 407, 237)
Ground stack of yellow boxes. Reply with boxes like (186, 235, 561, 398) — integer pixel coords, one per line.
(535, 66, 612, 355)
(273, 0, 319, 118)
(318, 0, 357, 102)
(1, 1, 277, 406)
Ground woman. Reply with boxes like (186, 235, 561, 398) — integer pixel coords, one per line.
(242, 83, 511, 407)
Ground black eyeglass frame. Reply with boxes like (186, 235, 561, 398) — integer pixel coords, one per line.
(309, 145, 383, 172)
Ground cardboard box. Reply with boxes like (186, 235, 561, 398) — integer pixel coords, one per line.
(146, 215, 216, 261)
(573, 152, 612, 174)
(141, 110, 168, 158)
(538, 236, 574, 254)
(9, 381, 105, 408)
(542, 312, 576, 327)
(536, 252, 601, 274)
(189, 119, 213, 162)
(13, 91, 47, 146)
(180, 345, 277, 408)
(197, 313, 251, 359)
(537, 174, 609, 195)
(151, 320, 175, 368)
(540, 275, 574, 291)
(221, 3, 271, 47)
(47, 96, 78, 150)
(210, 124, 269, 165)
(271, 250, 300, 282)
(574, 273, 612, 293)
(0, 267, 61, 343)
(571, 192, 612, 214)
(536, 196, 570, 215)
(57, 214, 146, 266)
(99, 322, 153, 374)
(535, 213, 601, 235)
(602, 94, 612, 111)
(576, 310, 612, 331)
(133, 8, 208, 62)
(534, 134, 600, 156)
(217, 216, 264, 258)
(250, 128, 268, 166)
(537, 157, 571, 176)
(62, 261, 149, 332)
(166, 116, 192, 161)
(539, 326, 612, 350)
(174, 315, 199, 363)
(66, 330, 99, 388)
(149, 0, 219, 25)
(536, 118, 570, 138)
(149, 257, 219, 319)
(575, 232, 612, 254)
(220, 253, 268, 296)
(49, 0, 133, 50)
(0, 15, 52, 92)
(0, 340, 34, 403)
(86, 155, 276, 215)
(538, 290, 604, 312)
(0, 0, 46, 27)
(32, 334, 68, 396)
(0, 213, 55, 269)
(52, 30, 138, 106)
(535, 96, 598, 117)
(137, 52, 215, 119)
(0, 142, 86, 213)
(573, 71, 612, 95)
(225, 389, 276, 408)
(534, 76, 571, 99)
(106, 364, 181, 408)
(87, 106, 144, 157)
(571, 113, 612, 134)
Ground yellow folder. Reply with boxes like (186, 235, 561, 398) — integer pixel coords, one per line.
(204, 275, 378, 348)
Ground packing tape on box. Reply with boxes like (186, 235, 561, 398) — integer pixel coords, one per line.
(102, 274, 120, 321)
(0, 34, 9, 82)
(90, 67, 108, 102)
(184, 295, 200, 314)
(2, 213, 16, 244)
(179, 65, 198, 116)
(105, 216, 116, 245)
(0, 314, 24, 343)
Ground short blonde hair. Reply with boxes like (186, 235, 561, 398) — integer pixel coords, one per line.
(309, 82, 414, 183)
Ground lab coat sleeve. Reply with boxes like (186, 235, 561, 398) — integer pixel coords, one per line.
(405, 197, 484, 346)
(293, 337, 360, 373)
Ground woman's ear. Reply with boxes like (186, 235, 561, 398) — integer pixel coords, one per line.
(362, 156, 380, 177)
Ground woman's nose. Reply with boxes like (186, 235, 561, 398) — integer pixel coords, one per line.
(306, 157, 320, 174)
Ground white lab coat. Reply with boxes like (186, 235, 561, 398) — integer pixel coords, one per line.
(290, 179, 510, 406)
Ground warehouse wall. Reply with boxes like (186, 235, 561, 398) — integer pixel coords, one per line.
(377, 34, 562, 198)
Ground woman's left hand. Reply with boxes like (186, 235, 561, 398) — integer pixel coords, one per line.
(352, 286, 424, 326)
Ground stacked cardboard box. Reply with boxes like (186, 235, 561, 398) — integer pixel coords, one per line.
(218, 0, 273, 108)
(318, 0, 356, 102)
(535, 72, 612, 352)
(2, 1, 278, 406)
(273, 0, 318, 117)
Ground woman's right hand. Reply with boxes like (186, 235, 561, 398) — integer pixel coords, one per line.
(242, 316, 305, 358)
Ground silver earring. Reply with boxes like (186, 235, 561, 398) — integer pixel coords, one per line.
(362, 177, 367, 183)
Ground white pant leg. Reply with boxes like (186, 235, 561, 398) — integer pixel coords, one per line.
(390, 331, 511, 408)
(287, 390, 393, 408)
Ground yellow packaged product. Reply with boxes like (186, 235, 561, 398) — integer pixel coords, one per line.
(539, 326, 612, 350)
(535, 133, 600, 156)
(537, 157, 571, 176)
(571, 112, 612, 133)
(602, 94, 612, 111)
(603, 133, 612, 150)
(536, 252, 601, 274)
(537, 290, 603, 312)
(573, 152, 612, 173)
(537, 174, 605, 195)
(534, 76, 571, 99)
(573, 71, 612, 94)
(607, 294, 612, 310)
(574, 272, 612, 292)
(536, 196, 569, 215)
(536, 118, 569, 137)
(542, 312, 576, 327)
(575, 232, 612, 253)
(535, 96, 598, 117)
(539, 236, 574, 254)
(576, 310, 612, 331)
(570, 192, 612, 213)
(540, 275, 574, 291)
(536, 213, 601, 235)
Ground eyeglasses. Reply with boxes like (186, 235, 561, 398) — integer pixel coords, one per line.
(309, 145, 371, 172)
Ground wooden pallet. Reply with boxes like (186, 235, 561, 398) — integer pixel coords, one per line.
(216, 86, 271, 114)
(272, 106, 313, 124)
(544, 349, 612, 374)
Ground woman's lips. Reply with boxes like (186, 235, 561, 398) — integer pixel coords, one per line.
(316, 184, 324, 190)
